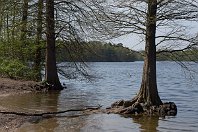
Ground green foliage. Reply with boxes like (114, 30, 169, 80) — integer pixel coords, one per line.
(157, 48, 198, 62)
(57, 41, 143, 62)
(0, 38, 45, 81)
(0, 58, 36, 80)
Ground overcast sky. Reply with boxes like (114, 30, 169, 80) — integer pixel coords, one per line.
(111, 34, 144, 51)
(110, 21, 198, 51)
(106, 0, 198, 50)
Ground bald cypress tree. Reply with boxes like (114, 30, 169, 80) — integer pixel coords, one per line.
(45, 0, 63, 90)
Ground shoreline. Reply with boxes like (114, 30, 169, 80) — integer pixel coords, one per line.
(0, 77, 43, 131)
(0, 77, 42, 96)
(0, 77, 178, 131)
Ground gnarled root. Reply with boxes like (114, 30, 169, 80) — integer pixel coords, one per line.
(108, 97, 177, 117)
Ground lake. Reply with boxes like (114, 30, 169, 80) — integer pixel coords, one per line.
(0, 62, 198, 131)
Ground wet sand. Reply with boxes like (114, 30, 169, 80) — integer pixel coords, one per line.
(0, 78, 42, 131)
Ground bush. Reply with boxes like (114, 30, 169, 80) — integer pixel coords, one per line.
(0, 58, 35, 80)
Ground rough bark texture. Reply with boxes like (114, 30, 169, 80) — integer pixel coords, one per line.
(34, 0, 43, 81)
(109, 0, 175, 116)
(136, 0, 162, 106)
(20, 0, 28, 61)
(122, 0, 162, 107)
(21, 0, 28, 40)
(45, 0, 63, 90)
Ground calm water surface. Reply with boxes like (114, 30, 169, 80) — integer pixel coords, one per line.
(0, 62, 198, 132)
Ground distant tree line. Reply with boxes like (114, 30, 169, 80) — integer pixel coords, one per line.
(56, 40, 198, 62)
(56, 41, 143, 62)
(156, 48, 198, 62)
(0, 0, 197, 93)
(0, 0, 118, 83)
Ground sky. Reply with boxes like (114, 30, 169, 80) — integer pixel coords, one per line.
(103, 0, 198, 51)
(110, 34, 145, 51)
(110, 21, 198, 51)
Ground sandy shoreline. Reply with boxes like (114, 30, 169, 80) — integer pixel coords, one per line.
(0, 77, 43, 131)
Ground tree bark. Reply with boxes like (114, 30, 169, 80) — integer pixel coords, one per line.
(45, 0, 62, 90)
(20, 0, 28, 61)
(21, 0, 28, 40)
(136, 0, 162, 106)
(34, 0, 43, 81)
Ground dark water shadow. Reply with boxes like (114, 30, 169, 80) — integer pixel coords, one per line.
(0, 91, 61, 131)
(120, 114, 159, 132)
(132, 115, 159, 132)
(9, 88, 95, 132)
(0, 91, 61, 113)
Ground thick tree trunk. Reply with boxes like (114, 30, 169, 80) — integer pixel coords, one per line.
(34, 0, 43, 81)
(45, 0, 62, 90)
(137, 0, 162, 106)
(110, 0, 177, 116)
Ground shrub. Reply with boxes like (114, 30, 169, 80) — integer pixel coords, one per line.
(0, 58, 34, 80)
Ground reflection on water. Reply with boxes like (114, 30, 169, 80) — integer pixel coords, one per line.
(0, 62, 197, 131)
(0, 91, 60, 113)
(17, 117, 87, 132)
(132, 116, 159, 132)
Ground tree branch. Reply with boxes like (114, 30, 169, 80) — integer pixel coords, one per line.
(0, 105, 102, 116)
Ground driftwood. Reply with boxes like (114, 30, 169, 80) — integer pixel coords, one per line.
(0, 105, 102, 117)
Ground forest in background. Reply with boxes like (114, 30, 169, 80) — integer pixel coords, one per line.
(56, 41, 198, 62)
(56, 41, 142, 62)
(0, 0, 197, 85)
(0, 34, 197, 81)
(0, 0, 197, 119)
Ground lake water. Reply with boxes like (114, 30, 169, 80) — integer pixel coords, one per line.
(0, 62, 198, 132)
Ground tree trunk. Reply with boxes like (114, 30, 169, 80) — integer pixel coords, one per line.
(45, 0, 63, 90)
(0, 3, 4, 40)
(34, 0, 43, 81)
(20, 0, 28, 61)
(6, 13, 9, 41)
(135, 0, 162, 106)
(21, 0, 28, 40)
(11, 3, 16, 40)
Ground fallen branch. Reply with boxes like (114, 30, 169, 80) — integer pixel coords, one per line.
(0, 105, 102, 117)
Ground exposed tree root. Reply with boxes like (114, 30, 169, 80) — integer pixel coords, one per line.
(0, 105, 102, 117)
(108, 97, 177, 117)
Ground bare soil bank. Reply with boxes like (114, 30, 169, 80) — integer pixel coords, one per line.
(0, 77, 44, 131)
